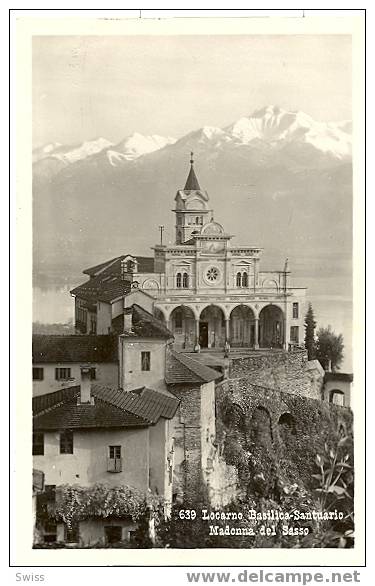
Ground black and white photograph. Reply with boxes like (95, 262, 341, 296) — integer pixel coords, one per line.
(12, 11, 365, 566)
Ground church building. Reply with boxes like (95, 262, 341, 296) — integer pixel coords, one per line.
(71, 155, 306, 352)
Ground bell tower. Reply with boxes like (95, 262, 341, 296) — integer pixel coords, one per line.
(174, 153, 212, 244)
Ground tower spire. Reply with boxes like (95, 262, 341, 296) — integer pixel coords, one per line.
(184, 151, 201, 191)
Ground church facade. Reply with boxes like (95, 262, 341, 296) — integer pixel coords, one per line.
(128, 155, 306, 352)
(72, 156, 306, 352)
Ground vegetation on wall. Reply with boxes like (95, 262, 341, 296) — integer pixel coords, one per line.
(35, 483, 164, 548)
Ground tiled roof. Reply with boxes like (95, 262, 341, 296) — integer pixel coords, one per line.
(83, 256, 124, 277)
(70, 275, 131, 303)
(72, 256, 156, 302)
(83, 255, 155, 278)
(32, 335, 118, 364)
(165, 350, 221, 385)
(33, 397, 148, 430)
(324, 372, 353, 383)
(112, 305, 173, 338)
(128, 304, 173, 338)
(32, 384, 179, 431)
(94, 385, 179, 423)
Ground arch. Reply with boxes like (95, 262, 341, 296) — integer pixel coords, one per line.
(142, 278, 160, 291)
(176, 273, 182, 288)
(169, 305, 196, 349)
(278, 412, 296, 442)
(262, 278, 279, 291)
(230, 305, 255, 348)
(236, 272, 242, 287)
(242, 272, 248, 287)
(259, 304, 285, 348)
(249, 406, 273, 445)
(329, 389, 345, 407)
(182, 272, 189, 288)
(199, 305, 226, 349)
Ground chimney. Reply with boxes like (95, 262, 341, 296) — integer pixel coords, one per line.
(123, 308, 133, 333)
(79, 366, 93, 404)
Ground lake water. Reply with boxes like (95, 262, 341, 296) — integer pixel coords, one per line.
(33, 275, 353, 372)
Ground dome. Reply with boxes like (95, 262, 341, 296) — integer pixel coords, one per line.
(200, 219, 224, 235)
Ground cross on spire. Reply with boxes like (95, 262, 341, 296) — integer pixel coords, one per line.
(184, 152, 201, 190)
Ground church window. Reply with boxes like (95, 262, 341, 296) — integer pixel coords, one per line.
(196, 216, 203, 225)
(206, 267, 219, 282)
(176, 273, 182, 288)
(293, 302, 299, 318)
(182, 272, 189, 288)
(236, 272, 242, 287)
(242, 272, 248, 287)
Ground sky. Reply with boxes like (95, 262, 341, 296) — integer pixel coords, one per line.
(33, 35, 352, 146)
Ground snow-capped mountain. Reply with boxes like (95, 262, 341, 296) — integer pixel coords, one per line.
(225, 106, 351, 159)
(33, 137, 113, 165)
(107, 133, 176, 165)
(33, 106, 352, 281)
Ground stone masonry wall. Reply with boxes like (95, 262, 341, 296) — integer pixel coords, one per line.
(169, 382, 238, 506)
(168, 384, 204, 500)
(229, 350, 322, 400)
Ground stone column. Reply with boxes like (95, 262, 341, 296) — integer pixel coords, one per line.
(283, 315, 287, 350)
(194, 318, 201, 353)
(225, 318, 230, 344)
(254, 317, 259, 349)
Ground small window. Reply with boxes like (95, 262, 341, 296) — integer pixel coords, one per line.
(330, 390, 345, 407)
(182, 272, 189, 288)
(236, 272, 242, 287)
(141, 351, 151, 371)
(33, 432, 44, 456)
(108, 445, 122, 472)
(105, 525, 123, 544)
(109, 445, 121, 459)
(290, 326, 299, 343)
(176, 272, 182, 288)
(60, 430, 74, 454)
(293, 302, 299, 319)
(242, 272, 248, 287)
(90, 367, 96, 380)
(33, 367, 44, 381)
(65, 522, 79, 543)
(55, 367, 71, 381)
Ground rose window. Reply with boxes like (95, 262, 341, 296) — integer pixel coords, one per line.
(206, 267, 219, 282)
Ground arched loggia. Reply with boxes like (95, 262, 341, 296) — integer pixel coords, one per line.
(230, 305, 255, 348)
(259, 305, 285, 348)
(199, 305, 226, 349)
(169, 306, 196, 349)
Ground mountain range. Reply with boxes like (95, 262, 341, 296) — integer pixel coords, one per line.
(33, 105, 352, 285)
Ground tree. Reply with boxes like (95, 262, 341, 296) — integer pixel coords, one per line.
(304, 303, 317, 360)
(315, 326, 344, 372)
